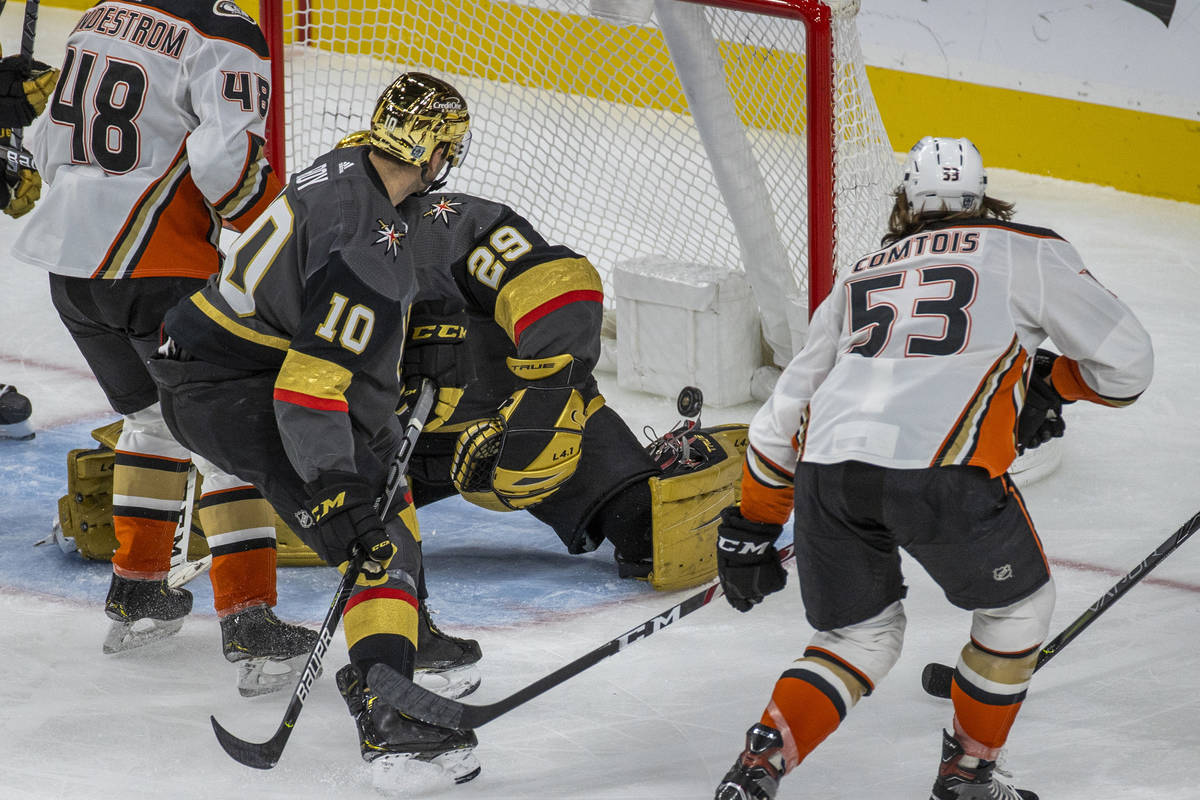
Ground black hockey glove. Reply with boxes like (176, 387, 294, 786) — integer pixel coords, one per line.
(304, 470, 396, 586)
(0, 55, 59, 127)
(1017, 349, 1070, 454)
(397, 299, 470, 431)
(716, 506, 788, 613)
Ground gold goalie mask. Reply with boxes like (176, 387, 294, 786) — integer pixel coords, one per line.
(451, 355, 591, 511)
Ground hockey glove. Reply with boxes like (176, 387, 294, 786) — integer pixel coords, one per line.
(716, 506, 787, 613)
(397, 299, 470, 431)
(1017, 349, 1070, 453)
(304, 470, 396, 586)
(3, 166, 40, 219)
(451, 354, 588, 511)
(0, 55, 60, 126)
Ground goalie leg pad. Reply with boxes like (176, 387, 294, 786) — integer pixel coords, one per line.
(647, 424, 749, 591)
(59, 444, 119, 560)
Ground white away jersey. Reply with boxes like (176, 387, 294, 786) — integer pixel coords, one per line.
(13, 0, 280, 280)
(742, 218, 1153, 524)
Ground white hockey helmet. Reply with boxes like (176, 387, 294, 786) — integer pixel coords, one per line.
(901, 136, 987, 216)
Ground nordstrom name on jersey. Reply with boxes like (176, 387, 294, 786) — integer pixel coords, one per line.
(73, 6, 189, 60)
(851, 230, 980, 273)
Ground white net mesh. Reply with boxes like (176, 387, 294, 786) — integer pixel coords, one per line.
(267, 0, 896, 356)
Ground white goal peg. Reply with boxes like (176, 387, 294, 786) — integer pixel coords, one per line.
(589, 0, 654, 26)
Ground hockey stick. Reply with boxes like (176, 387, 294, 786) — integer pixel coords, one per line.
(165, 465, 212, 589)
(367, 543, 798, 730)
(921, 508, 1200, 699)
(1, 141, 34, 170)
(1, 1, 41, 179)
(10, 0, 39, 154)
(210, 379, 436, 769)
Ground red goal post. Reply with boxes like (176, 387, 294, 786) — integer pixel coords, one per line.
(257, 0, 896, 367)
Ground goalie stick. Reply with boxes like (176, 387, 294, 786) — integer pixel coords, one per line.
(921, 508, 1200, 699)
(366, 543, 798, 730)
(210, 379, 436, 769)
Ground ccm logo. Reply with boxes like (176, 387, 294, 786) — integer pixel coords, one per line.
(717, 536, 770, 556)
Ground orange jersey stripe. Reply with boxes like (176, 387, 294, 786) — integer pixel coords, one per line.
(740, 461, 794, 525)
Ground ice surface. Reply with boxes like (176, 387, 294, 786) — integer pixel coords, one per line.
(1, 6, 1198, 798)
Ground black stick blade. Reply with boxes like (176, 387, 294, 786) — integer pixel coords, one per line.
(368, 664, 470, 729)
(920, 662, 954, 699)
(211, 715, 289, 770)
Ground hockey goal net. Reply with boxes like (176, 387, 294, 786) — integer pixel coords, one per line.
(258, 0, 896, 370)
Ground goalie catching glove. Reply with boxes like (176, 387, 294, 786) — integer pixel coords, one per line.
(396, 299, 469, 431)
(303, 471, 396, 586)
(716, 506, 787, 612)
(451, 354, 588, 511)
(1018, 348, 1071, 453)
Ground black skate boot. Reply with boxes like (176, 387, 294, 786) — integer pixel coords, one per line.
(102, 574, 193, 654)
(0, 384, 34, 441)
(337, 664, 481, 785)
(414, 601, 482, 699)
(931, 729, 1038, 800)
(220, 604, 320, 697)
(714, 723, 786, 800)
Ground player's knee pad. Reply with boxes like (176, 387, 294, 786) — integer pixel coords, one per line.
(119, 402, 190, 460)
(646, 424, 748, 591)
(807, 600, 907, 690)
(970, 578, 1056, 654)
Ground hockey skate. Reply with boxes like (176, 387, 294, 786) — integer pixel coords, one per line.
(414, 601, 482, 700)
(337, 664, 481, 790)
(714, 723, 786, 800)
(0, 384, 34, 441)
(220, 604, 319, 697)
(931, 729, 1038, 800)
(103, 574, 193, 654)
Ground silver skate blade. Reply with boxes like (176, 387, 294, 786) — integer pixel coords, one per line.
(370, 747, 481, 793)
(167, 555, 212, 589)
(237, 653, 319, 698)
(414, 664, 481, 700)
(102, 617, 185, 654)
(0, 419, 35, 440)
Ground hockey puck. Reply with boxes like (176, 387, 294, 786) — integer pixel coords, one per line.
(676, 386, 703, 418)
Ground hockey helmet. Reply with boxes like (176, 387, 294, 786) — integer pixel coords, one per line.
(901, 136, 986, 216)
(369, 72, 471, 173)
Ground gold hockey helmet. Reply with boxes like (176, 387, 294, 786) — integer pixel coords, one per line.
(369, 72, 471, 171)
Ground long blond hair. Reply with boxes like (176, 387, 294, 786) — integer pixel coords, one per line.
(882, 188, 1015, 245)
